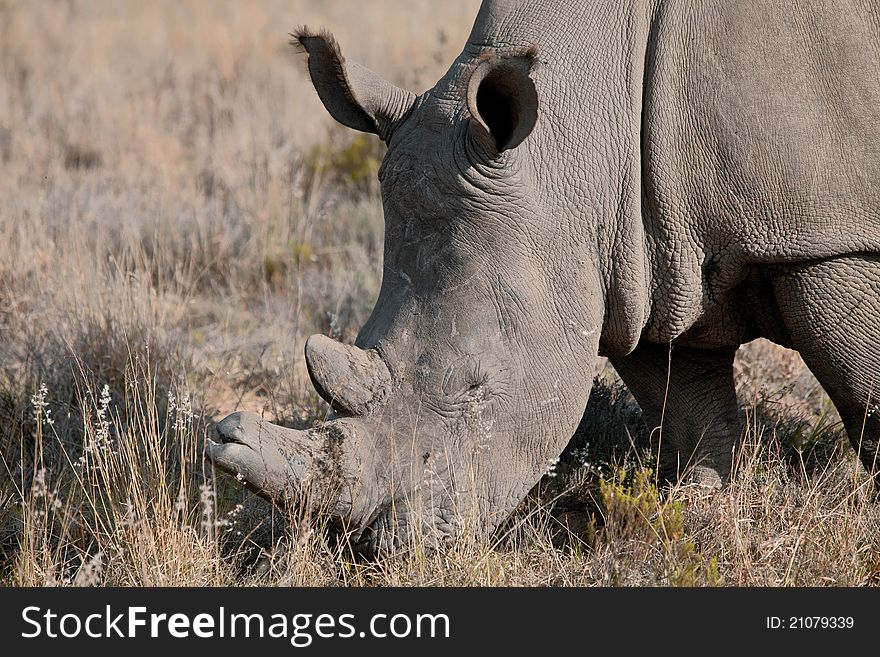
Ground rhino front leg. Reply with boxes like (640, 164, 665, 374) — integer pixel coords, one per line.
(611, 342, 741, 486)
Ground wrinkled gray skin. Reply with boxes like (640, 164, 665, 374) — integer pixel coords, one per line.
(208, 0, 880, 553)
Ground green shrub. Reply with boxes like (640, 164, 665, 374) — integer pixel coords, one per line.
(303, 134, 385, 194)
(599, 467, 722, 586)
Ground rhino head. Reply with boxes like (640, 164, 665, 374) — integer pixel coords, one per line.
(208, 28, 617, 554)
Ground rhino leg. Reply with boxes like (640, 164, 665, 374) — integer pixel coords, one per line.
(773, 255, 880, 480)
(611, 343, 741, 486)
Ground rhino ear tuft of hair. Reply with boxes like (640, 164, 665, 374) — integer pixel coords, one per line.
(466, 53, 539, 153)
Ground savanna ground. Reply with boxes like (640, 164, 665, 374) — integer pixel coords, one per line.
(1, 0, 878, 587)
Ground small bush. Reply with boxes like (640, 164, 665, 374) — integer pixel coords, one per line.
(303, 134, 385, 195)
(598, 467, 722, 586)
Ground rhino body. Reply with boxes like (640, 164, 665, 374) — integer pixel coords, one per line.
(208, 0, 880, 552)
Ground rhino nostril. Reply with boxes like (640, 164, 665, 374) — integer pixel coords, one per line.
(214, 413, 253, 447)
(215, 426, 247, 446)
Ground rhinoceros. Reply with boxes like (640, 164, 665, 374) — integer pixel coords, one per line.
(207, 0, 880, 552)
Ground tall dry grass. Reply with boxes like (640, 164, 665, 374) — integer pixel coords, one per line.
(1, 0, 878, 586)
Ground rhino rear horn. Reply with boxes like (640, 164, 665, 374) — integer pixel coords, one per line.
(292, 27, 415, 142)
(305, 334, 392, 416)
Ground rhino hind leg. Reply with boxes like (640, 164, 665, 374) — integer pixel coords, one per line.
(611, 342, 741, 486)
(772, 255, 880, 479)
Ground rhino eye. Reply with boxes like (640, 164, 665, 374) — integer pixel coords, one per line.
(441, 356, 487, 398)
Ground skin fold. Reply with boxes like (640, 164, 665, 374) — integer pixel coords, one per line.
(207, 0, 880, 553)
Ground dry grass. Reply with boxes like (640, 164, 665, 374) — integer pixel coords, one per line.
(2, 0, 878, 587)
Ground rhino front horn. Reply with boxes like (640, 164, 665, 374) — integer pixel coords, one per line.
(208, 411, 317, 502)
(304, 334, 392, 416)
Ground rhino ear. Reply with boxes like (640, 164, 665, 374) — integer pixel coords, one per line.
(466, 50, 539, 153)
(293, 28, 415, 142)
